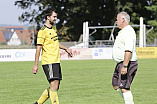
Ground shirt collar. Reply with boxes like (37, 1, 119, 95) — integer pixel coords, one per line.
(118, 25, 130, 34)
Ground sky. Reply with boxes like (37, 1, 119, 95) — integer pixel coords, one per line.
(0, 0, 26, 26)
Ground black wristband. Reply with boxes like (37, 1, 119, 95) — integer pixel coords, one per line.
(123, 65, 127, 68)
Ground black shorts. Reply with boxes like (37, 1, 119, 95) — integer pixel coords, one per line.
(42, 63, 62, 82)
(112, 61, 138, 90)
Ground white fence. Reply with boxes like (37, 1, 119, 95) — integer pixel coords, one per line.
(0, 48, 113, 62)
(0, 49, 39, 62)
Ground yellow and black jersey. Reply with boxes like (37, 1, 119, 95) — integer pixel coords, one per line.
(37, 25, 60, 65)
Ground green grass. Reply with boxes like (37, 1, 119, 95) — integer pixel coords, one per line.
(0, 59, 157, 104)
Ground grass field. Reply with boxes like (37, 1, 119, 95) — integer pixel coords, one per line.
(0, 59, 157, 104)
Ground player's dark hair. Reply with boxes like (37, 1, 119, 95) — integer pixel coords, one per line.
(45, 7, 57, 20)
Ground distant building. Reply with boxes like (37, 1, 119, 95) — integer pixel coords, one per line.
(0, 26, 37, 45)
(4, 30, 21, 45)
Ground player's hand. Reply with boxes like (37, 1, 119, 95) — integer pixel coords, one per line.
(32, 65, 38, 74)
(65, 48, 73, 57)
(121, 67, 127, 75)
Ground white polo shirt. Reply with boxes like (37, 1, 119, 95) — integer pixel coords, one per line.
(112, 25, 137, 63)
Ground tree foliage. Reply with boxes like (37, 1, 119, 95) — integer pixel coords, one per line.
(15, 0, 156, 42)
(145, 0, 157, 42)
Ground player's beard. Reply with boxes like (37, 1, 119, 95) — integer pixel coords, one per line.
(50, 20, 55, 25)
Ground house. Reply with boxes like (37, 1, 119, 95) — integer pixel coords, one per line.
(0, 26, 37, 46)
(3, 30, 21, 45)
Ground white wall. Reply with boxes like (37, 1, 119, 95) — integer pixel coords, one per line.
(7, 32, 21, 45)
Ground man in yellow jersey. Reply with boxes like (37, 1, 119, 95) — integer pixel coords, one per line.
(32, 8, 73, 104)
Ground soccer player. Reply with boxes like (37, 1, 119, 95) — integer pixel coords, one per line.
(32, 8, 73, 104)
(112, 12, 138, 104)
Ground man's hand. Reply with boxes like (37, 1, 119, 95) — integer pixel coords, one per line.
(59, 43, 73, 57)
(32, 65, 38, 74)
(65, 48, 73, 57)
(121, 67, 127, 75)
(121, 51, 131, 75)
(33, 44, 42, 74)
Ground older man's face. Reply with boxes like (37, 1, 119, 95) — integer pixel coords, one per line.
(116, 14, 124, 29)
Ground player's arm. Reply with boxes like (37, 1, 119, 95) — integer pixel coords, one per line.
(121, 51, 132, 75)
(32, 44, 42, 74)
(59, 43, 73, 57)
(123, 51, 132, 66)
(121, 31, 133, 75)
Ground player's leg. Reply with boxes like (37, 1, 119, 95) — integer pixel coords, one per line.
(121, 89, 134, 104)
(45, 63, 62, 104)
(121, 61, 138, 104)
(33, 64, 51, 104)
(112, 63, 124, 98)
(34, 88, 49, 104)
(49, 80, 60, 104)
(116, 87, 124, 98)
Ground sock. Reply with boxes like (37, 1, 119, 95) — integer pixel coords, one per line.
(117, 88, 124, 98)
(123, 91, 134, 104)
(49, 89, 59, 104)
(37, 88, 49, 104)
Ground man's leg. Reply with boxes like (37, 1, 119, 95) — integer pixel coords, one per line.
(121, 89, 134, 104)
(120, 61, 137, 104)
(34, 88, 49, 104)
(49, 80, 60, 104)
(113, 86, 124, 98)
(113, 87, 134, 104)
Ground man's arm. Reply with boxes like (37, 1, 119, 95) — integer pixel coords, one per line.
(32, 44, 42, 74)
(121, 51, 132, 75)
(59, 43, 73, 57)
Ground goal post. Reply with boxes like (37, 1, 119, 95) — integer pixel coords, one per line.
(83, 18, 153, 48)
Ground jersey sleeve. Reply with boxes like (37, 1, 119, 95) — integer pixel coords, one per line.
(124, 30, 134, 52)
(37, 30, 45, 45)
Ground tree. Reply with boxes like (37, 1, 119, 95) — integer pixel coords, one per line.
(145, 0, 157, 43)
(15, 0, 156, 43)
(15, 0, 118, 41)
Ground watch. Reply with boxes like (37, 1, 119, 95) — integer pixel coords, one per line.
(123, 65, 127, 68)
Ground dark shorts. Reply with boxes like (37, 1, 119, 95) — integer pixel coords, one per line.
(42, 63, 62, 82)
(112, 61, 138, 90)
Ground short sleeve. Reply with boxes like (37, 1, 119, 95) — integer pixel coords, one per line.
(37, 30, 45, 45)
(124, 30, 134, 52)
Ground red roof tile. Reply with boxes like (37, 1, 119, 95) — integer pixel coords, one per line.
(0, 30, 6, 42)
(1, 26, 26, 31)
(15, 30, 32, 45)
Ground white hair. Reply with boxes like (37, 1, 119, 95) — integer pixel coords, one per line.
(118, 12, 130, 24)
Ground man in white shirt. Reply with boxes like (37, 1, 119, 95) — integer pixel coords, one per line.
(112, 12, 138, 104)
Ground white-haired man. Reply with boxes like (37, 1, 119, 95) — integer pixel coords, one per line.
(112, 12, 138, 104)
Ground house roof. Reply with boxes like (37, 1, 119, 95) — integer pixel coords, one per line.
(3, 31, 14, 41)
(15, 30, 32, 45)
(0, 30, 6, 42)
(1, 26, 26, 31)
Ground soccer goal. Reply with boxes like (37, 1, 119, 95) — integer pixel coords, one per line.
(83, 17, 153, 48)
